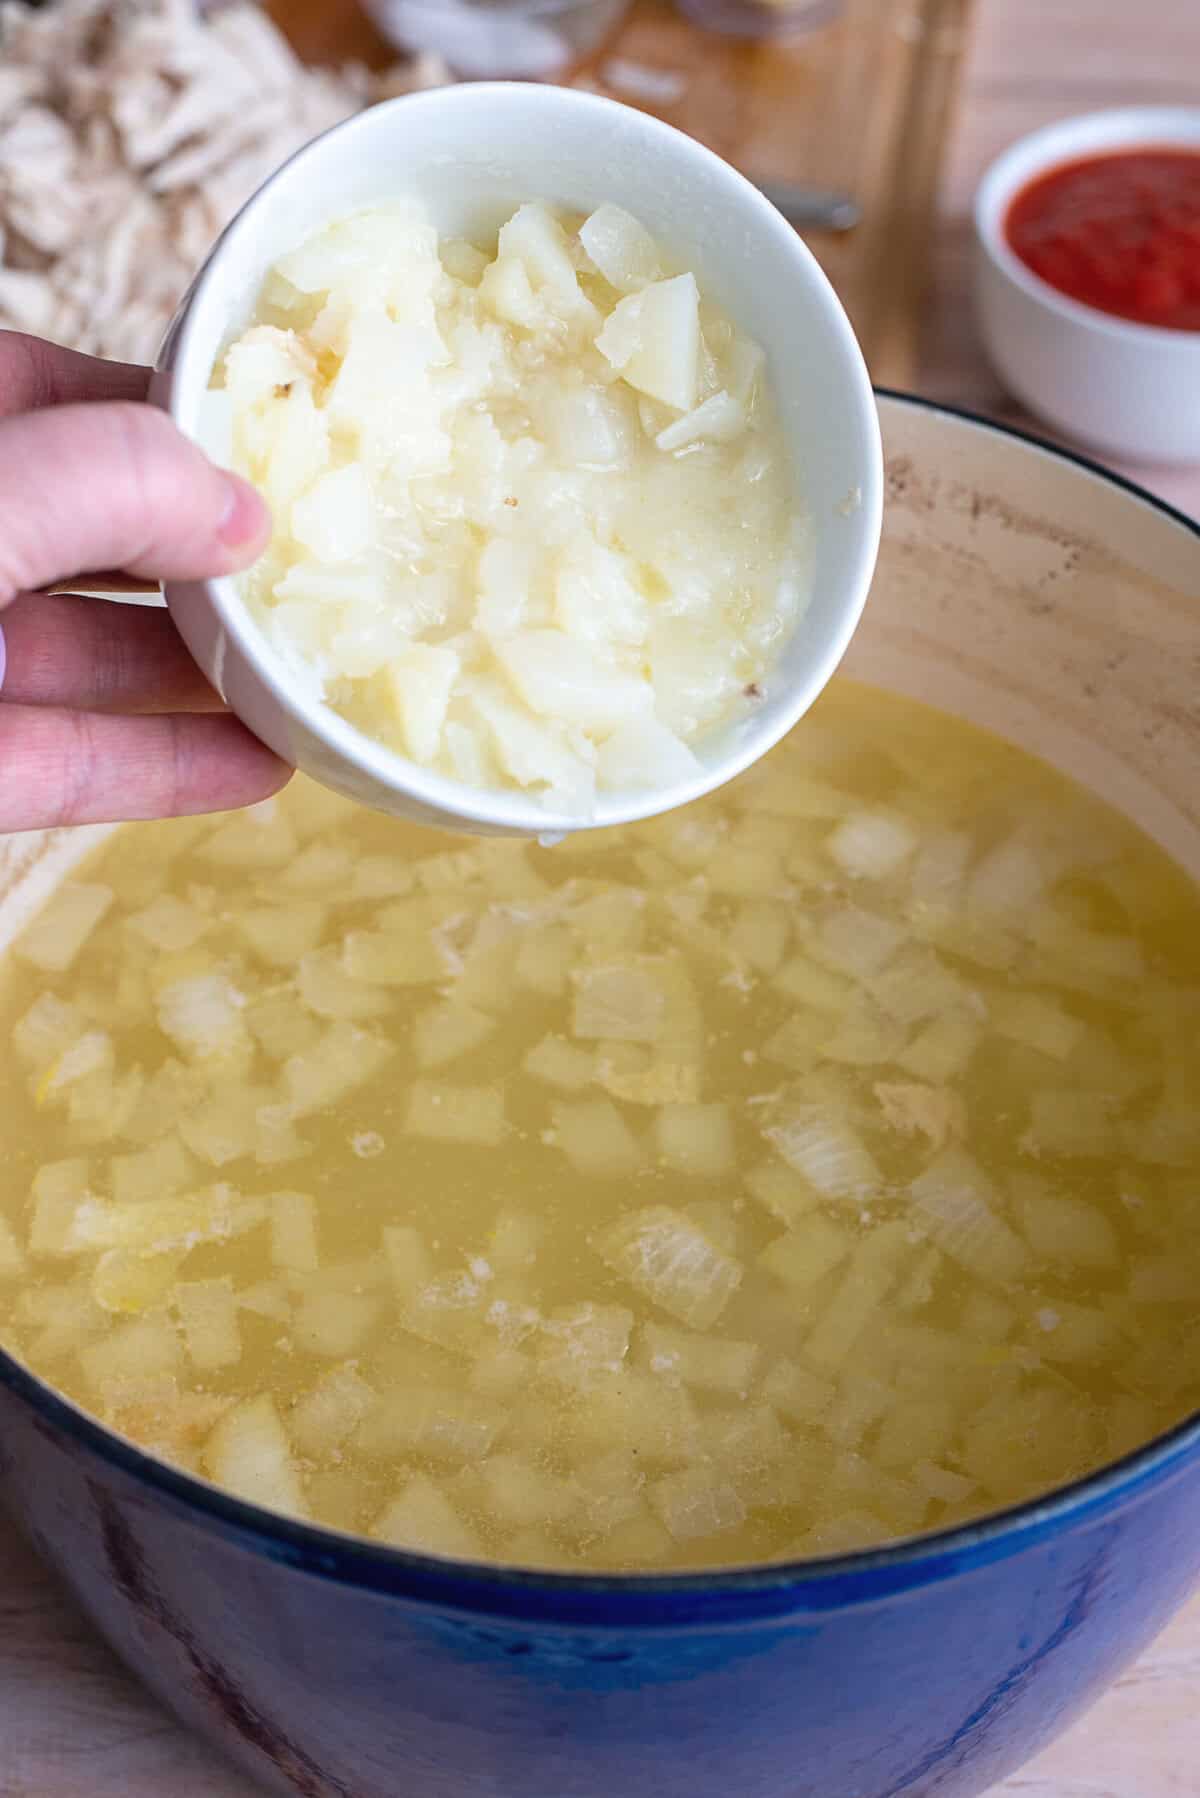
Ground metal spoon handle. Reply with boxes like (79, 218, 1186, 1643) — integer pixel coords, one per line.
(755, 182, 860, 232)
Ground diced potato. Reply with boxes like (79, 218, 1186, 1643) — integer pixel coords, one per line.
(342, 927, 448, 988)
(35, 1029, 114, 1105)
(758, 1216, 850, 1292)
(827, 811, 918, 880)
(910, 1146, 1030, 1284)
(874, 1397, 956, 1469)
(728, 899, 790, 975)
(284, 1022, 392, 1116)
(762, 1357, 835, 1428)
(871, 947, 969, 1027)
(552, 1096, 644, 1178)
(825, 1371, 892, 1450)
(805, 1221, 913, 1368)
(405, 1079, 507, 1147)
(480, 1453, 574, 1528)
(412, 1000, 495, 1070)
(1012, 1176, 1118, 1269)
(764, 1102, 881, 1203)
(278, 840, 357, 895)
(488, 1211, 542, 1273)
(68, 1184, 265, 1258)
(594, 1043, 701, 1107)
(564, 1367, 701, 1467)
(897, 1009, 982, 1083)
(157, 974, 250, 1064)
(175, 1277, 242, 1371)
(80, 1314, 181, 1395)
(578, 203, 662, 292)
(813, 906, 906, 980)
(255, 1103, 310, 1168)
(597, 1510, 676, 1567)
(1023, 1090, 1117, 1159)
(655, 391, 746, 453)
(640, 1322, 758, 1395)
(909, 830, 971, 906)
(681, 1197, 740, 1255)
(650, 1466, 745, 1543)
(12, 992, 85, 1072)
(123, 1058, 209, 1145)
(572, 960, 666, 1044)
(15, 882, 114, 972)
(293, 949, 386, 1026)
(294, 1290, 380, 1358)
(127, 894, 210, 953)
(912, 1460, 977, 1506)
(469, 1344, 533, 1398)
(536, 1302, 632, 1390)
(967, 835, 1045, 916)
(400, 1271, 488, 1356)
(179, 1083, 267, 1168)
(92, 1248, 184, 1316)
(596, 274, 701, 411)
(523, 1033, 594, 1092)
(199, 804, 298, 871)
(354, 1386, 499, 1462)
(235, 904, 327, 970)
(203, 1394, 308, 1518)
(237, 1280, 293, 1323)
(289, 1365, 378, 1457)
(571, 1446, 646, 1534)
(989, 989, 1083, 1062)
(270, 1191, 320, 1274)
(376, 1229, 429, 1315)
(654, 1102, 735, 1178)
(598, 1205, 741, 1328)
(18, 1278, 105, 1362)
(386, 644, 460, 764)
(0, 1214, 27, 1279)
(371, 1475, 483, 1558)
(820, 996, 906, 1068)
(28, 1158, 92, 1257)
(744, 1159, 820, 1228)
(791, 1510, 892, 1556)
(874, 1082, 966, 1152)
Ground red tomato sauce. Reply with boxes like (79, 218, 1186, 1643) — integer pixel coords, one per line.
(1005, 147, 1200, 331)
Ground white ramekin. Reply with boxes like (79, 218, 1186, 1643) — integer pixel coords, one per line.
(151, 82, 882, 836)
(974, 106, 1200, 466)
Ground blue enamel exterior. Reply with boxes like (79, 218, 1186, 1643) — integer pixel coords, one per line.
(1, 399, 1198, 1798)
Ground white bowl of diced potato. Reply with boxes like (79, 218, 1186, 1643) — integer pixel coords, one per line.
(152, 81, 882, 835)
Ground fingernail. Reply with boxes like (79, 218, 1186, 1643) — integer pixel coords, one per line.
(218, 473, 270, 550)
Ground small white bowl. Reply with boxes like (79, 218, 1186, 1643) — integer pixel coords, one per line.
(152, 82, 882, 837)
(974, 106, 1200, 465)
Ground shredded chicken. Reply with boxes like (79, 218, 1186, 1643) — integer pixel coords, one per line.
(874, 1080, 967, 1152)
(0, 0, 451, 363)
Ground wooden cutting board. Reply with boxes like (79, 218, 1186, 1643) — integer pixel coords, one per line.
(267, 0, 974, 388)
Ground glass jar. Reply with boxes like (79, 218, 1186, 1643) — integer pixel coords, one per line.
(675, 0, 843, 39)
(361, 0, 631, 79)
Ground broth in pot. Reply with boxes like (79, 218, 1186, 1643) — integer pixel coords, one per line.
(0, 678, 1198, 1570)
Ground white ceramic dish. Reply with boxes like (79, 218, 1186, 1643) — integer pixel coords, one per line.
(151, 82, 882, 837)
(974, 105, 1200, 466)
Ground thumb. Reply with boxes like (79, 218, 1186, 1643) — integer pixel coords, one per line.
(0, 400, 269, 603)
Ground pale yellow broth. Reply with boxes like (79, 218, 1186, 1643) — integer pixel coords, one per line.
(0, 678, 1197, 1569)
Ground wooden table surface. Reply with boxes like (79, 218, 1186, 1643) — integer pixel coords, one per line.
(2, 3, 1198, 1794)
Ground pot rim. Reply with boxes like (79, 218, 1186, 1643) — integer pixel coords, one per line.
(3, 388, 1198, 1622)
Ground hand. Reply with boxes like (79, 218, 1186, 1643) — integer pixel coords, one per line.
(0, 331, 289, 834)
